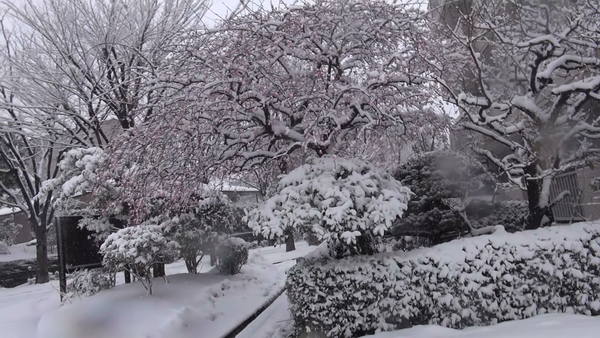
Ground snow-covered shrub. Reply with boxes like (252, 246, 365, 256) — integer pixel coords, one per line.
(392, 151, 495, 244)
(304, 231, 322, 246)
(247, 156, 411, 257)
(470, 200, 528, 231)
(216, 237, 249, 275)
(66, 268, 115, 298)
(101, 224, 179, 295)
(164, 194, 236, 274)
(0, 216, 22, 246)
(287, 223, 600, 337)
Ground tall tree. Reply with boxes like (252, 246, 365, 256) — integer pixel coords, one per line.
(426, 0, 600, 229)
(0, 0, 208, 283)
(102, 0, 445, 218)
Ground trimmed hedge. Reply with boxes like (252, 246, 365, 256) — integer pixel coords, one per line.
(287, 223, 600, 337)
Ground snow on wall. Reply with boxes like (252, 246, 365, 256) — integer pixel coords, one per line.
(287, 222, 600, 337)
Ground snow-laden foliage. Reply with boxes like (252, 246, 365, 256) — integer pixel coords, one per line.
(164, 195, 237, 274)
(102, 0, 448, 213)
(40, 147, 105, 199)
(100, 224, 179, 295)
(392, 151, 495, 243)
(216, 237, 249, 275)
(37, 147, 109, 212)
(66, 268, 116, 299)
(247, 157, 411, 256)
(426, 0, 600, 229)
(470, 200, 529, 231)
(287, 223, 600, 337)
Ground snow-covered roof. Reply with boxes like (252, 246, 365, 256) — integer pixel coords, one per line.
(208, 180, 259, 192)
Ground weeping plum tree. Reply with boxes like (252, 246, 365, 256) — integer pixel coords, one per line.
(102, 0, 446, 241)
(425, 0, 600, 229)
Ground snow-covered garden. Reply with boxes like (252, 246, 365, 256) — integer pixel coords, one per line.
(2, 0, 600, 337)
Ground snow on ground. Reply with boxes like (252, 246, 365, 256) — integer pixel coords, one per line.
(0, 241, 316, 338)
(254, 241, 314, 264)
(361, 314, 600, 338)
(0, 243, 57, 262)
(37, 254, 282, 338)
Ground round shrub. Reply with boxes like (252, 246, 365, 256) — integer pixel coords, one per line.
(217, 237, 249, 275)
(287, 223, 600, 337)
(247, 156, 411, 257)
(101, 224, 179, 295)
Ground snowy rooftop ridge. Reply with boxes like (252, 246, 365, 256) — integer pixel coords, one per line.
(208, 180, 259, 192)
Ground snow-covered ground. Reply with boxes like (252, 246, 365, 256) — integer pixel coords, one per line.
(0, 243, 57, 262)
(0, 241, 314, 338)
(361, 314, 600, 338)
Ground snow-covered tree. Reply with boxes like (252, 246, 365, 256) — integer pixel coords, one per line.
(101, 224, 179, 295)
(426, 0, 600, 229)
(246, 156, 411, 257)
(392, 151, 496, 243)
(164, 194, 237, 274)
(0, 0, 208, 283)
(101, 0, 443, 220)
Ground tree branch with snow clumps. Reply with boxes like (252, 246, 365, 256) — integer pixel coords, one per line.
(427, 0, 600, 229)
(150, 0, 440, 168)
(246, 156, 411, 257)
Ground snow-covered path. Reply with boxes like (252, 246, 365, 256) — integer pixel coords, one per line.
(235, 291, 293, 338)
(0, 241, 316, 338)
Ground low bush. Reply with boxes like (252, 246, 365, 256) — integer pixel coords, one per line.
(217, 237, 249, 275)
(66, 268, 115, 298)
(287, 223, 600, 337)
(470, 200, 528, 231)
(101, 224, 179, 295)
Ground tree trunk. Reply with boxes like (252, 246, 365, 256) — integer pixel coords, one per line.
(285, 232, 296, 252)
(34, 224, 49, 284)
(525, 172, 544, 230)
(184, 255, 197, 274)
(153, 263, 165, 278)
(356, 233, 375, 255)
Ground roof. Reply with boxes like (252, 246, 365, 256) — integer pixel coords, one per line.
(208, 180, 259, 192)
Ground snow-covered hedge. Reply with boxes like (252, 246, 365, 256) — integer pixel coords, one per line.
(101, 225, 179, 295)
(287, 223, 600, 337)
(217, 237, 249, 275)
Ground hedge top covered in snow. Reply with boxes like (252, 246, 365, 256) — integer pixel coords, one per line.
(247, 156, 411, 249)
(287, 221, 600, 337)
